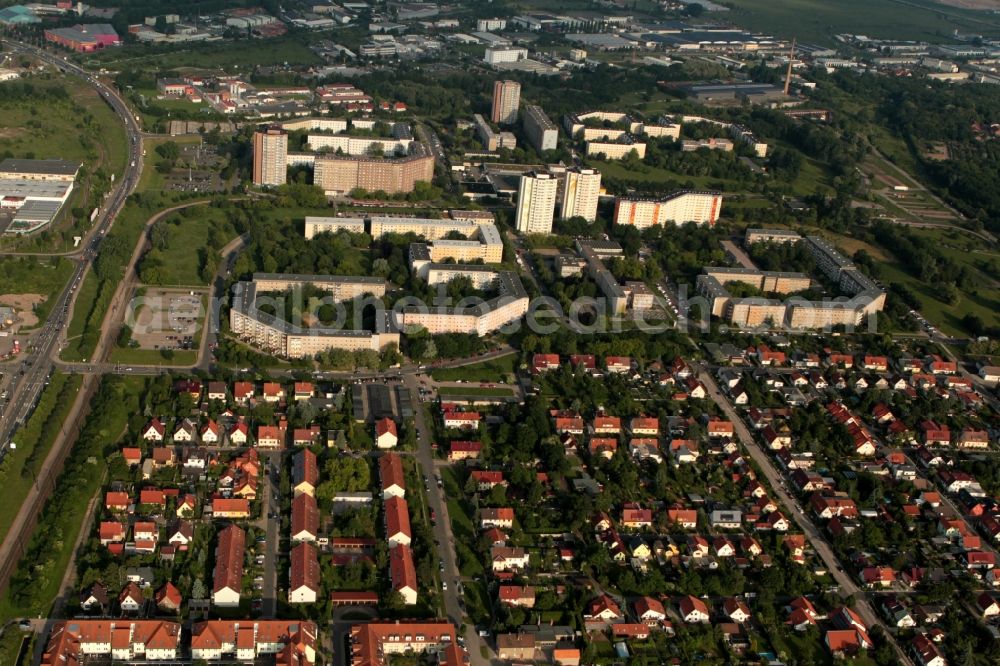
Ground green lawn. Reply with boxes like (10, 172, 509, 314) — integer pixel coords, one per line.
(0, 373, 83, 546)
(0, 629, 29, 666)
(0, 257, 75, 329)
(431, 355, 516, 381)
(723, 0, 1000, 44)
(140, 205, 237, 286)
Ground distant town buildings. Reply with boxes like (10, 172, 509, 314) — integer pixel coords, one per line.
(515, 171, 559, 234)
(252, 126, 288, 186)
(491, 80, 521, 125)
(485, 46, 528, 65)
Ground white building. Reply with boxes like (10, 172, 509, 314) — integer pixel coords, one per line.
(485, 47, 528, 65)
(559, 167, 601, 222)
(515, 172, 558, 234)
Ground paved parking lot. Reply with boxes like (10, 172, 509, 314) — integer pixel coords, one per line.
(128, 288, 204, 351)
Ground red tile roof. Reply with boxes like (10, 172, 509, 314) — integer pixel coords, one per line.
(212, 524, 245, 595)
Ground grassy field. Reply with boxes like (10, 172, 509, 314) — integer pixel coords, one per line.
(0, 77, 128, 252)
(140, 205, 236, 286)
(821, 228, 1000, 337)
(0, 373, 83, 546)
(723, 0, 1000, 44)
(0, 629, 30, 666)
(84, 34, 322, 70)
(431, 355, 516, 381)
(136, 136, 204, 194)
(0, 257, 75, 328)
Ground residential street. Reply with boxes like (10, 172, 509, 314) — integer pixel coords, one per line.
(403, 372, 492, 666)
(695, 364, 915, 666)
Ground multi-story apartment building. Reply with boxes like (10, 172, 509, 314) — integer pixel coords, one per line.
(559, 167, 601, 222)
(585, 137, 646, 159)
(350, 621, 466, 666)
(41, 621, 181, 664)
(306, 134, 412, 156)
(614, 191, 723, 228)
(484, 47, 527, 64)
(473, 113, 516, 152)
(477, 18, 507, 31)
(190, 620, 317, 664)
(312, 143, 434, 195)
(303, 216, 366, 238)
(229, 274, 398, 358)
(491, 80, 521, 124)
(396, 270, 529, 335)
(522, 104, 558, 152)
(745, 228, 802, 246)
(515, 171, 558, 234)
(252, 126, 288, 186)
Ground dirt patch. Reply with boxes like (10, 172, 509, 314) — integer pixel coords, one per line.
(0, 127, 23, 140)
(0, 293, 44, 328)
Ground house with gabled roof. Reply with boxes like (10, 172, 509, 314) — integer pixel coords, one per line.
(678, 595, 710, 624)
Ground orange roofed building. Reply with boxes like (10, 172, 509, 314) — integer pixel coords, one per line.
(191, 620, 317, 664)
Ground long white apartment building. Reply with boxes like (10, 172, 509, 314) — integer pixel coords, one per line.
(614, 191, 723, 228)
(515, 171, 558, 234)
(229, 273, 398, 358)
(397, 269, 529, 336)
(306, 134, 412, 156)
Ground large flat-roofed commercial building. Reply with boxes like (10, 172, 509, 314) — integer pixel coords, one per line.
(0, 159, 81, 235)
(396, 270, 529, 336)
(491, 80, 521, 125)
(745, 228, 802, 246)
(523, 105, 558, 153)
(559, 167, 601, 222)
(313, 143, 434, 195)
(0, 158, 81, 182)
(614, 191, 722, 228)
(230, 273, 398, 358)
(515, 171, 558, 234)
(253, 126, 289, 186)
(44, 23, 120, 52)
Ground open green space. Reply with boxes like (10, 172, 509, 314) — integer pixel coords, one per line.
(0, 372, 82, 546)
(138, 205, 237, 286)
(723, 0, 1000, 45)
(0, 257, 75, 329)
(820, 227, 1000, 337)
(84, 34, 322, 70)
(136, 136, 204, 194)
(0, 629, 30, 666)
(0, 376, 142, 623)
(430, 354, 516, 382)
(437, 385, 516, 398)
(0, 78, 128, 252)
